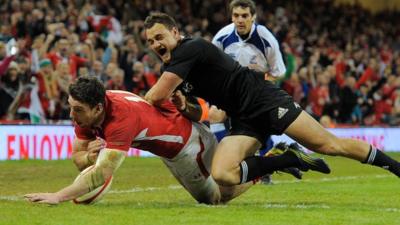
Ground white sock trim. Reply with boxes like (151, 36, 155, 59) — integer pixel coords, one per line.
(240, 161, 248, 184)
(367, 146, 377, 164)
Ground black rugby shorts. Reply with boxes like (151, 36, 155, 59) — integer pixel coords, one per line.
(228, 101, 302, 145)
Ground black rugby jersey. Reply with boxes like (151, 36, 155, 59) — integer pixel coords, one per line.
(161, 37, 291, 118)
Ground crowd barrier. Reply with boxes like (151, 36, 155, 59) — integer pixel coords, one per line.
(0, 125, 399, 160)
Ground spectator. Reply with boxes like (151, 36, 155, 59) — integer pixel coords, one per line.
(118, 36, 144, 91)
(104, 62, 118, 82)
(78, 66, 90, 77)
(355, 84, 374, 124)
(308, 70, 330, 119)
(0, 61, 20, 118)
(35, 59, 59, 119)
(131, 61, 157, 96)
(389, 88, 400, 125)
(105, 68, 126, 91)
(54, 62, 72, 119)
(46, 38, 92, 78)
(282, 73, 304, 104)
(90, 60, 107, 83)
(338, 76, 358, 123)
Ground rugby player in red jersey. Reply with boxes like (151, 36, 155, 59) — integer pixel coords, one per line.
(25, 77, 325, 205)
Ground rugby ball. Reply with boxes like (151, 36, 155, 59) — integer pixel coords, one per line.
(72, 165, 113, 204)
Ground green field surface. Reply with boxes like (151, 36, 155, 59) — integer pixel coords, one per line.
(1, 153, 399, 225)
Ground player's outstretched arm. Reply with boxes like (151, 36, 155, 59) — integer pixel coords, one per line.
(24, 148, 125, 205)
(145, 71, 183, 106)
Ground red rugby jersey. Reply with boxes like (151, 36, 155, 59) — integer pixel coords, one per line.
(75, 90, 192, 158)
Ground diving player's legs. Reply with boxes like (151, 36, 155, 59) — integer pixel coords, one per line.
(284, 111, 400, 177)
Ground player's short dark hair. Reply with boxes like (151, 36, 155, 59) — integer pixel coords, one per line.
(229, 0, 256, 15)
(69, 76, 105, 108)
(144, 12, 177, 30)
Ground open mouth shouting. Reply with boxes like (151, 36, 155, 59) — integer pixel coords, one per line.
(158, 47, 167, 56)
(156, 46, 170, 62)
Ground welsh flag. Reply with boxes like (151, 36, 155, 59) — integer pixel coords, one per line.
(87, 15, 123, 45)
(17, 84, 46, 124)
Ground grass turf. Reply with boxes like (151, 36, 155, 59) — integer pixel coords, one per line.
(0, 153, 399, 225)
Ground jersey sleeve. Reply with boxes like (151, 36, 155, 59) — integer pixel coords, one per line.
(103, 116, 139, 151)
(212, 32, 223, 50)
(257, 26, 286, 77)
(212, 23, 234, 50)
(164, 39, 204, 80)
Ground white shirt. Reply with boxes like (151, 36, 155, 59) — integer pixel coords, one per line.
(212, 23, 286, 77)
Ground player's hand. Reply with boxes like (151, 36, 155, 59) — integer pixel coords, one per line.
(87, 139, 104, 163)
(24, 193, 62, 205)
(171, 90, 187, 111)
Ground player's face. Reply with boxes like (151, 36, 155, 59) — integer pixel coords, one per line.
(68, 96, 102, 128)
(231, 7, 255, 36)
(145, 23, 180, 63)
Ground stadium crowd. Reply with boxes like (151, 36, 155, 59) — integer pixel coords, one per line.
(0, 0, 399, 126)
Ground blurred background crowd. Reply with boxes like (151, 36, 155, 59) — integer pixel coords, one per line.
(0, 0, 400, 127)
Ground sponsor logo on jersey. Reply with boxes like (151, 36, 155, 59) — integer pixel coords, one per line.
(182, 82, 193, 94)
(278, 107, 288, 119)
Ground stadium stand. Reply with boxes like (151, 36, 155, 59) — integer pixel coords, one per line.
(0, 0, 399, 127)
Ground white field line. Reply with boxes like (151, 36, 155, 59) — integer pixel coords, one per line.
(271, 174, 391, 184)
(3, 174, 399, 213)
(109, 185, 182, 194)
(0, 196, 21, 201)
(262, 203, 400, 212)
(264, 203, 331, 209)
(106, 174, 393, 193)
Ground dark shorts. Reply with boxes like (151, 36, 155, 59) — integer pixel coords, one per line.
(228, 100, 302, 145)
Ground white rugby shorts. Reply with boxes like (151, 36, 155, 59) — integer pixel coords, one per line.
(161, 122, 219, 203)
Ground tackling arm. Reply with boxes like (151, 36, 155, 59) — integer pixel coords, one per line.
(144, 71, 183, 106)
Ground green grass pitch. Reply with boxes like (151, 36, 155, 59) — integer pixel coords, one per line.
(1, 153, 399, 225)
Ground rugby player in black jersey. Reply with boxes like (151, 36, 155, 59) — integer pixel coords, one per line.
(143, 12, 400, 186)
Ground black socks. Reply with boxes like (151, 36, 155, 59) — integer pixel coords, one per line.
(239, 145, 400, 185)
(239, 155, 299, 184)
(363, 145, 400, 177)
